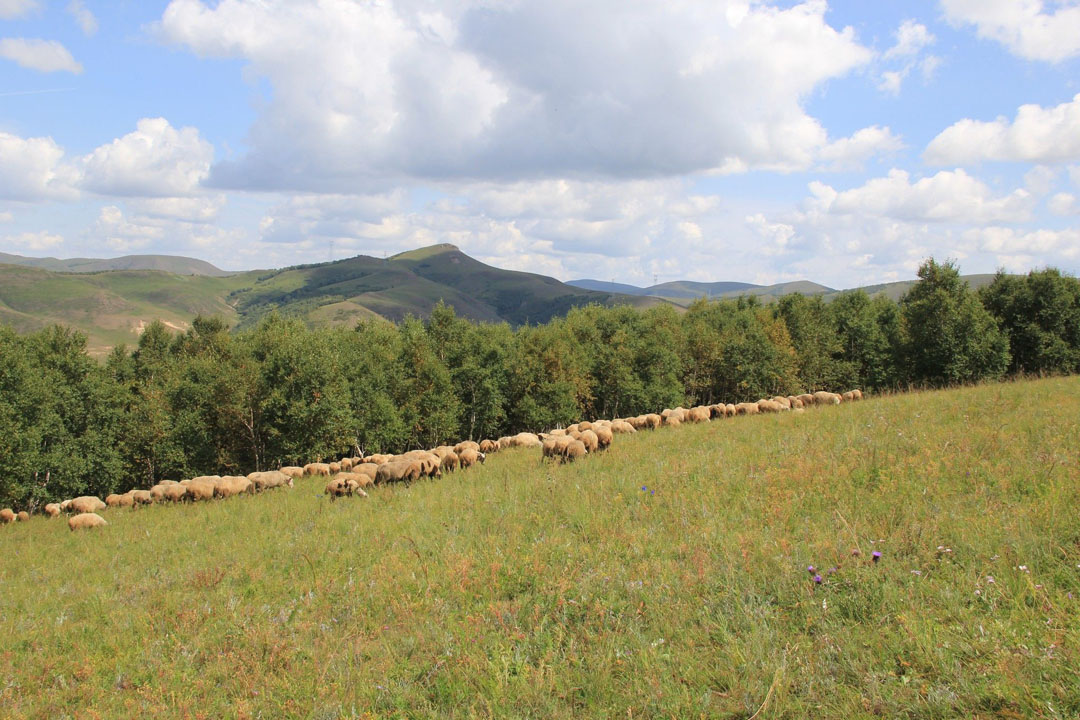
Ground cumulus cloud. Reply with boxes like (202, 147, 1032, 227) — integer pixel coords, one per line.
(925, 94, 1080, 164)
(884, 19, 935, 59)
(876, 20, 937, 95)
(2, 230, 64, 251)
(0, 38, 83, 74)
(1048, 192, 1078, 215)
(963, 226, 1080, 258)
(0, 131, 80, 200)
(0, 0, 35, 19)
(807, 169, 1034, 224)
(941, 0, 1080, 63)
(818, 126, 903, 170)
(157, 0, 873, 190)
(67, 0, 98, 36)
(80, 118, 213, 197)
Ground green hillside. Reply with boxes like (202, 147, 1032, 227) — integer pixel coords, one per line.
(1, 377, 1077, 717)
(0, 251, 230, 276)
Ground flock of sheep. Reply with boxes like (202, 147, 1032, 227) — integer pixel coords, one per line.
(0, 389, 863, 532)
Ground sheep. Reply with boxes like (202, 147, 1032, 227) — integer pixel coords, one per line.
(215, 476, 253, 498)
(163, 485, 188, 503)
(687, 406, 711, 423)
(68, 496, 107, 514)
(788, 396, 804, 409)
(542, 436, 568, 460)
(130, 490, 153, 505)
(812, 391, 842, 406)
(16, 511, 29, 522)
(503, 432, 541, 448)
(593, 425, 613, 450)
(362, 454, 394, 466)
(375, 460, 422, 485)
(574, 429, 599, 453)
(106, 493, 135, 508)
(351, 463, 379, 482)
(0, 508, 14, 524)
(279, 466, 305, 480)
(59, 499, 72, 512)
(338, 457, 355, 471)
(479, 439, 499, 453)
(44, 503, 61, 517)
(68, 513, 107, 531)
(186, 481, 216, 501)
(458, 448, 485, 469)
(796, 393, 815, 406)
(454, 440, 480, 454)
(577, 421, 593, 432)
(851, 389, 864, 401)
(191, 475, 221, 485)
(566, 423, 580, 434)
(249, 471, 292, 491)
(547, 428, 568, 437)
(757, 399, 785, 413)
(643, 414, 662, 429)
(708, 404, 728, 419)
(304, 463, 332, 477)
(158, 479, 179, 486)
(734, 402, 760, 416)
(771, 396, 792, 409)
(439, 452, 460, 473)
(842, 389, 864, 402)
(610, 420, 636, 434)
(149, 484, 169, 502)
(662, 415, 681, 428)
(326, 462, 341, 474)
(334, 471, 374, 489)
(561, 440, 587, 462)
(325, 476, 365, 500)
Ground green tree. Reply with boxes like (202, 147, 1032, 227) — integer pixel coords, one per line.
(900, 258, 1010, 386)
(830, 290, 902, 390)
(980, 268, 1080, 375)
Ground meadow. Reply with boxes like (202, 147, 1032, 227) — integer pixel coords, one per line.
(1, 376, 1078, 718)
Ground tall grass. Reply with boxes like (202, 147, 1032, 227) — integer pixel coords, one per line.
(2, 377, 1078, 718)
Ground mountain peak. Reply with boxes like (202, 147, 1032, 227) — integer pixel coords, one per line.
(388, 243, 461, 262)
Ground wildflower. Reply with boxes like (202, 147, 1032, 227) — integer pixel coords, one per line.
(813, 575, 823, 584)
(974, 589, 981, 596)
(1018, 565, 1029, 573)
(807, 565, 816, 574)
(828, 567, 838, 575)
(986, 576, 995, 584)
(650, 490, 654, 496)
(872, 551, 882, 562)
(911, 570, 922, 576)
(851, 548, 861, 557)
(641, 485, 647, 491)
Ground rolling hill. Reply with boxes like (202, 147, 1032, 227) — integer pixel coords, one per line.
(0, 252, 231, 276)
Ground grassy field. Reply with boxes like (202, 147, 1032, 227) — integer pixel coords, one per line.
(2, 377, 1079, 718)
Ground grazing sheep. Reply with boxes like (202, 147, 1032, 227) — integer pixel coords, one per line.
(249, 471, 292, 491)
(662, 415, 681, 428)
(561, 440, 587, 462)
(163, 485, 188, 503)
(788, 396, 804, 409)
(772, 396, 792, 409)
(547, 428, 568, 437)
(0, 508, 14, 524)
(542, 436, 568, 460)
(363, 454, 393, 465)
(68, 512, 107, 531)
(795, 393, 815, 406)
(279, 466, 305, 479)
(454, 441, 480, 454)
(479, 439, 499, 453)
(708, 404, 727, 419)
(158, 479, 179, 486)
(215, 476, 253, 498)
(351, 464, 378, 481)
(574, 429, 599, 452)
(186, 481, 215, 501)
(641, 414, 661, 429)
(16, 510, 29, 522)
(328, 462, 342, 474)
(593, 425, 614, 450)
(375, 460, 422, 485)
(338, 457, 355, 471)
(577, 421, 593, 432)
(687, 406, 711, 423)
(334, 471, 374, 489)
(68, 496, 107, 514)
(59, 499, 72, 512)
(566, 424, 580, 434)
(106, 493, 135, 508)
(130, 490, 153, 505)
(851, 389, 864, 401)
(190, 475, 221, 485)
(304, 463, 332, 477)
(757, 399, 784, 414)
(610, 420, 636, 434)
(506, 432, 541, 448)
(325, 476, 356, 500)
(458, 448, 485, 468)
(149, 484, 169, 502)
(734, 402, 760, 416)
(44, 503, 61, 517)
(812, 391, 842, 405)
(439, 452, 460, 473)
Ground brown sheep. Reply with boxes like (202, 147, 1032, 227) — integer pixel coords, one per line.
(338, 457, 355, 471)
(643, 414, 662, 429)
(334, 471, 374, 489)
(547, 428, 568, 437)
(190, 475, 221, 485)
(566, 423, 580, 434)
(16, 510, 29, 522)
(0, 508, 14, 524)
(59, 499, 72, 512)
(813, 391, 842, 405)
(325, 476, 355, 500)
(215, 476, 253, 498)
(158, 479, 179, 486)
(326, 461, 341, 474)
(375, 460, 422, 485)
(149, 484, 169, 502)
(279, 466, 305, 479)
(593, 425, 613, 450)
(44, 503, 62, 517)
(662, 415, 681, 428)
(351, 463, 379, 482)
(249, 471, 292, 491)
(851, 389, 864, 401)
(771, 396, 792, 409)
(796, 393, 815, 406)
(363, 454, 393, 465)
(130, 490, 153, 505)
(454, 441, 480, 454)
(708, 404, 727, 419)
(542, 436, 568, 460)
(440, 452, 460, 473)
(479, 439, 499, 453)
(106, 493, 135, 508)
(68, 512, 107, 530)
(68, 496, 107, 514)
(734, 402, 760, 416)
(186, 481, 215, 501)
(561, 440, 587, 462)
(163, 485, 188, 502)
(575, 429, 599, 452)
(788, 396, 804, 409)
(687, 406, 711, 423)
(577, 421, 593, 431)
(757, 399, 784, 413)
(610, 420, 636, 434)
(304, 463, 332, 477)
(458, 448, 485, 469)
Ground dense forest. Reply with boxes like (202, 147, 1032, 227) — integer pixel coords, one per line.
(2, 259, 1078, 510)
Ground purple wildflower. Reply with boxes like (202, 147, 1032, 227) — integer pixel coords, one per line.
(813, 574, 823, 584)
(828, 567, 838, 575)
(641, 485, 647, 491)
(807, 565, 816, 574)
(872, 551, 882, 562)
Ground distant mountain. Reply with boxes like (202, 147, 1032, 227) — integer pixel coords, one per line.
(837, 274, 999, 302)
(569, 277, 829, 302)
(566, 279, 657, 295)
(0, 252, 230, 276)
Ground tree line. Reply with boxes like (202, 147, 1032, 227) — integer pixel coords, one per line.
(2, 259, 1078, 510)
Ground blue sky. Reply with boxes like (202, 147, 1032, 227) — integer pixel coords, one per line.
(1, 0, 1078, 288)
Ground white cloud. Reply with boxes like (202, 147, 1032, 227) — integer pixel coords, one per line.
(964, 226, 1080, 257)
(157, 0, 873, 190)
(0, 38, 83, 74)
(808, 169, 1034, 224)
(1048, 192, 1078, 215)
(0, 212, 12, 222)
(0, 0, 35, 20)
(67, 0, 98, 36)
(2, 230, 63, 251)
(884, 20, 935, 60)
(941, 0, 1080, 63)
(127, 195, 225, 223)
(0, 131, 79, 200)
(818, 126, 903, 170)
(925, 94, 1080, 165)
(80, 118, 213, 197)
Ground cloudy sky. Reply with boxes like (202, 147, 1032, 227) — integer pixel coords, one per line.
(1, 0, 1079, 288)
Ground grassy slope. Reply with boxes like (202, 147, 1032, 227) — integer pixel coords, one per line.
(0, 252, 230, 276)
(2, 377, 1079, 718)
